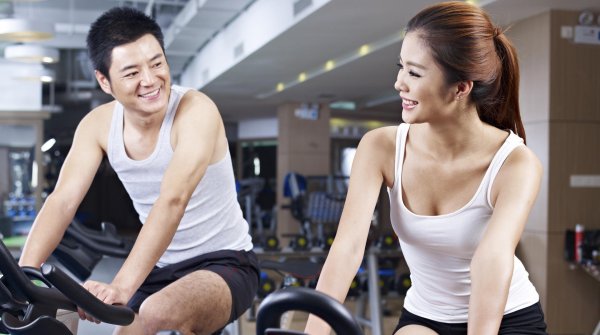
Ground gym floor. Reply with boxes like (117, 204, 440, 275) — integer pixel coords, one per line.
(78, 257, 404, 335)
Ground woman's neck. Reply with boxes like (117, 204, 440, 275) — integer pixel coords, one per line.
(411, 108, 488, 162)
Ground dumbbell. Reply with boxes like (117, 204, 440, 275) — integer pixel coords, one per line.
(322, 233, 335, 250)
(281, 276, 305, 289)
(395, 273, 411, 295)
(347, 275, 362, 297)
(362, 268, 395, 296)
(257, 272, 276, 298)
(378, 233, 399, 250)
(264, 235, 279, 251)
(290, 235, 309, 251)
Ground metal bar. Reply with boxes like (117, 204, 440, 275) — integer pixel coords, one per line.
(366, 247, 383, 335)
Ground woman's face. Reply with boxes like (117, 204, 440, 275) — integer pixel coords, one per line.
(394, 32, 457, 124)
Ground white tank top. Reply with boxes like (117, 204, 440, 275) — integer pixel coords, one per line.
(388, 123, 539, 323)
(107, 85, 252, 267)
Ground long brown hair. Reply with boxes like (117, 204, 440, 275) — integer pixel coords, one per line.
(406, 1, 526, 142)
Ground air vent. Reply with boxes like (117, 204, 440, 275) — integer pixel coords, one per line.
(293, 0, 312, 17)
(234, 42, 244, 59)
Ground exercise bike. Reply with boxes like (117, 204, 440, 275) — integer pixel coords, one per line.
(0, 239, 134, 334)
(256, 286, 362, 335)
(52, 220, 132, 281)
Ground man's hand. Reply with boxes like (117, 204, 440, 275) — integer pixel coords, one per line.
(78, 280, 129, 323)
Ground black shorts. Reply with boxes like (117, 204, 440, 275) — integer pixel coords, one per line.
(127, 249, 259, 324)
(394, 302, 547, 335)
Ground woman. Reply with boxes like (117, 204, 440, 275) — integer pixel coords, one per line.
(304, 2, 547, 334)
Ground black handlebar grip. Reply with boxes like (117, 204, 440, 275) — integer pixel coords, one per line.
(41, 264, 135, 326)
(256, 287, 362, 335)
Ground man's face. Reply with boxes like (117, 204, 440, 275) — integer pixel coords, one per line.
(97, 33, 171, 116)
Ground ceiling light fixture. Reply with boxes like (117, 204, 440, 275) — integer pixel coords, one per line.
(358, 44, 370, 56)
(324, 60, 335, 71)
(5, 44, 59, 63)
(0, 18, 54, 42)
(41, 138, 56, 152)
(257, 30, 405, 99)
(12, 66, 55, 82)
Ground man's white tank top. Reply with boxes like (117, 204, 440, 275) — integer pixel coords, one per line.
(107, 85, 252, 267)
(388, 123, 539, 323)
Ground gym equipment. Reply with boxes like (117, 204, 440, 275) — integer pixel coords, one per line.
(375, 269, 395, 296)
(256, 287, 362, 335)
(377, 233, 399, 250)
(281, 172, 311, 250)
(282, 173, 346, 251)
(396, 273, 411, 295)
(263, 236, 280, 251)
(260, 259, 322, 282)
(260, 259, 321, 294)
(238, 178, 279, 251)
(289, 235, 309, 251)
(52, 220, 132, 281)
(254, 245, 399, 335)
(248, 257, 323, 327)
(347, 275, 361, 297)
(322, 233, 335, 250)
(257, 272, 276, 298)
(0, 239, 134, 334)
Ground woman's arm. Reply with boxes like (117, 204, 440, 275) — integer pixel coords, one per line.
(468, 146, 542, 334)
(304, 127, 396, 335)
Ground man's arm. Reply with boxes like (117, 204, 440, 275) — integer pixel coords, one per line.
(467, 146, 542, 334)
(19, 110, 106, 268)
(95, 91, 223, 304)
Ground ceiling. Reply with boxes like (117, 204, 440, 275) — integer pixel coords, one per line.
(6, 0, 600, 124)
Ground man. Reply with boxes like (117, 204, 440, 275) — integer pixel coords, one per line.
(19, 7, 258, 335)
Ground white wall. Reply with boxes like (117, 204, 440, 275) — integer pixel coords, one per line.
(0, 60, 43, 111)
(238, 117, 278, 139)
(0, 125, 36, 147)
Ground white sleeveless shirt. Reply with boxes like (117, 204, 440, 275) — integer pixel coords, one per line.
(107, 85, 252, 267)
(388, 123, 539, 323)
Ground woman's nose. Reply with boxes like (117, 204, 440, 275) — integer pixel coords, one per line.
(394, 71, 406, 92)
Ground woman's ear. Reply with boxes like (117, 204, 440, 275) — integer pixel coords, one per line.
(95, 70, 112, 95)
(455, 80, 473, 101)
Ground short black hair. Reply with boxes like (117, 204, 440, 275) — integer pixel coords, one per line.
(86, 6, 165, 80)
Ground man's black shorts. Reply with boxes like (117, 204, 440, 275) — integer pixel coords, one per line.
(394, 301, 547, 335)
(127, 249, 259, 324)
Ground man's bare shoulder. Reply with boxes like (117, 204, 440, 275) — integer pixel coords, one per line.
(175, 89, 221, 127)
(81, 100, 116, 126)
(179, 89, 218, 113)
(75, 101, 116, 150)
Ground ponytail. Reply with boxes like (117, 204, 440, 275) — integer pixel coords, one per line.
(492, 32, 526, 143)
